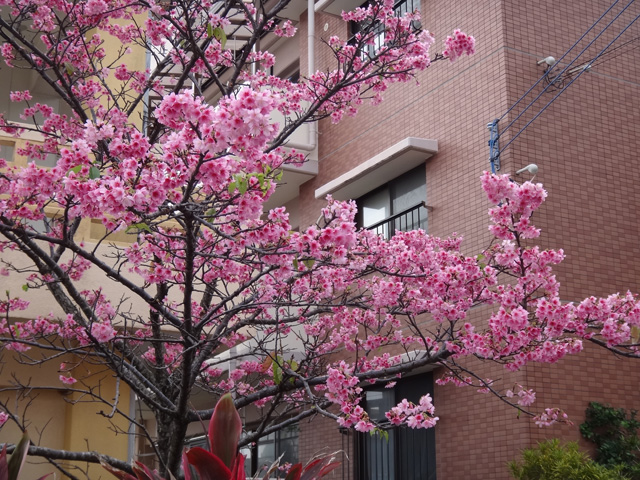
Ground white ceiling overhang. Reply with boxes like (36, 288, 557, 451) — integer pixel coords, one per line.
(264, 159, 319, 210)
(314, 0, 364, 16)
(315, 137, 438, 201)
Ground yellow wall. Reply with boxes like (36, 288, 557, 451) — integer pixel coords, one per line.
(0, 13, 151, 479)
(95, 16, 148, 127)
(0, 351, 132, 479)
(63, 367, 132, 479)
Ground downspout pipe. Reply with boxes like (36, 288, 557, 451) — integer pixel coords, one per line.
(284, 0, 318, 151)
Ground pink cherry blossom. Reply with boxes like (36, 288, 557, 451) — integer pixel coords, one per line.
(59, 375, 77, 385)
(442, 29, 476, 61)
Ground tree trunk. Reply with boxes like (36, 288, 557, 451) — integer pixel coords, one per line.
(156, 411, 190, 478)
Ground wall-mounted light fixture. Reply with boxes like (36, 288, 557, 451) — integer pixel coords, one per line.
(516, 163, 539, 175)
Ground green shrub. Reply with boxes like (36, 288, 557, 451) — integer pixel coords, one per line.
(580, 401, 640, 479)
(509, 439, 628, 480)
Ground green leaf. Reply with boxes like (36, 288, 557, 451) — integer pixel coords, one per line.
(227, 182, 236, 194)
(125, 222, 152, 234)
(212, 27, 227, 49)
(21, 284, 28, 292)
(302, 259, 315, 270)
(273, 360, 282, 385)
(292, 258, 299, 270)
(8, 434, 30, 480)
(207, 23, 214, 38)
(237, 178, 247, 195)
(89, 166, 101, 179)
(68, 165, 82, 176)
(64, 62, 75, 76)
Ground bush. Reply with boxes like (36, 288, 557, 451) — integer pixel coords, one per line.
(509, 439, 628, 480)
(580, 401, 640, 479)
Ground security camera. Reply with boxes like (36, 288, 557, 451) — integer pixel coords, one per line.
(516, 164, 539, 175)
(537, 56, 556, 66)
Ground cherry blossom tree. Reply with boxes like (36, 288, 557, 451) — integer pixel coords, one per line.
(0, 0, 637, 476)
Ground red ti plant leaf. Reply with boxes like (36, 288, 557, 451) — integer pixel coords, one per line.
(182, 451, 192, 480)
(102, 460, 163, 480)
(0, 446, 9, 480)
(132, 461, 166, 480)
(283, 464, 302, 480)
(208, 393, 242, 469)
(298, 454, 340, 480)
(100, 460, 139, 480)
(185, 446, 231, 480)
(229, 452, 246, 480)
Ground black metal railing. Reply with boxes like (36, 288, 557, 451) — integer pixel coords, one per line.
(366, 202, 430, 239)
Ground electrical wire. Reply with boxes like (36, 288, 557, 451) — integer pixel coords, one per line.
(498, 0, 636, 138)
(497, 10, 640, 157)
(546, 34, 640, 85)
(586, 34, 640, 68)
(496, 0, 625, 124)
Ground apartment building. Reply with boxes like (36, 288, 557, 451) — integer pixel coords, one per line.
(1, 0, 639, 478)
(258, 0, 640, 479)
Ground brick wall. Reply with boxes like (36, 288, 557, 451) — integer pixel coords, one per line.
(295, 0, 640, 478)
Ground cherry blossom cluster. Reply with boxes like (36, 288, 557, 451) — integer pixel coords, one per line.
(534, 408, 572, 427)
(505, 384, 536, 407)
(2, 0, 638, 448)
(442, 29, 476, 62)
(386, 395, 438, 429)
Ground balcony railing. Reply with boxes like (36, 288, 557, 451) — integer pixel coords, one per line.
(366, 202, 431, 239)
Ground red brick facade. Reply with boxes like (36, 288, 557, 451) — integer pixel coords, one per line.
(295, 1, 640, 478)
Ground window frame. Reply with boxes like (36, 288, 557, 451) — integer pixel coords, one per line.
(355, 163, 428, 237)
(349, 0, 422, 58)
(354, 372, 437, 480)
(241, 423, 299, 476)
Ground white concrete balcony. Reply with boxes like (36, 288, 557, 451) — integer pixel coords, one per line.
(265, 110, 318, 212)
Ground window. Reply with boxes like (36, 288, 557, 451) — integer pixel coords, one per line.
(356, 163, 428, 238)
(240, 423, 299, 476)
(28, 153, 59, 168)
(355, 373, 436, 480)
(350, 0, 421, 58)
(185, 425, 298, 477)
(272, 61, 300, 84)
(0, 139, 15, 163)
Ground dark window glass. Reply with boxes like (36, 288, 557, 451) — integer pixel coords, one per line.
(356, 373, 436, 480)
(350, 0, 421, 58)
(248, 423, 299, 475)
(356, 164, 428, 237)
(187, 423, 298, 477)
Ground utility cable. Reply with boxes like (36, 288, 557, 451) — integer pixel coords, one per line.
(587, 34, 640, 68)
(497, 10, 640, 157)
(499, 0, 636, 138)
(496, 0, 625, 124)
